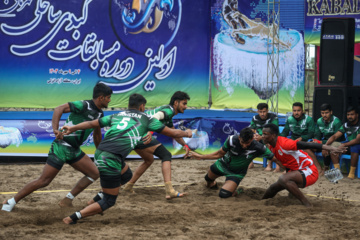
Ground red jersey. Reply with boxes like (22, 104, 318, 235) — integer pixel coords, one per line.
(269, 136, 313, 171)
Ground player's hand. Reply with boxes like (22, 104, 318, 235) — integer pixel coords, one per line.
(187, 151, 202, 160)
(183, 145, 190, 159)
(142, 131, 153, 145)
(185, 129, 193, 138)
(330, 145, 347, 154)
(54, 130, 64, 140)
(60, 126, 73, 135)
(254, 133, 262, 142)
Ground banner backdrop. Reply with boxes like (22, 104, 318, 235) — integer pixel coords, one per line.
(0, 0, 210, 108)
(0, 114, 252, 158)
(305, 0, 360, 45)
(210, 0, 305, 113)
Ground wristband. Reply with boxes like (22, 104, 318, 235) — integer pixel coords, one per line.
(184, 145, 191, 151)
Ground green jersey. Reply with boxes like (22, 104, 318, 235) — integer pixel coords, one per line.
(314, 115, 345, 143)
(250, 113, 279, 135)
(97, 109, 165, 157)
(146, 105, 176, 128)
(339, 121, 360, 141)
(280, 114, 315, 141)
(220, 134, 274, 172)
(63, 100, 103, 148)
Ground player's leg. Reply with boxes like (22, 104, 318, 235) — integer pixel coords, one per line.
(156, 144, 186, 199)
(123, 140, 160, 193)
(63, 186, 120, 224)
(322, 150, 331, 171)
(204, 166, 221, 189)
(219, 176, 242, 198)
(59, 153, 99, 207)
(2, 141, 66, 212)
(2, 163, 60, 212)
(63, 150, 124, 224)
(348, 146, 360, 179)
(263, 170, 312, 207)
(88, 164, 131, 205)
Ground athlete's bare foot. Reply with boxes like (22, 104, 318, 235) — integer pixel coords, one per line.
(166, 191, 188, 200)
(59, 197, 73, 208)
(206, 181, 218, 189)
(63, 216, 74, 224)
(248, 162, 254, 169)
(273, 168, 282, 173)
(264, 166, 272, 171)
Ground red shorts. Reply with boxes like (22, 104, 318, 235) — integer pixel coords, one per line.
(300, 164, 318, 187)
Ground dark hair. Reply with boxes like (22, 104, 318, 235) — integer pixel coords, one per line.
(128, 94, 147, 109)
(257, 103, 268, 110)
(263, 123, 279, 136)
(169, 91, 190, 106)
(240, 127, 254, 142)
(320, 103, 332, 111)
(347, 106, 359, 114)
(292, 102, 303, 109)
(93, 83, 113, 99)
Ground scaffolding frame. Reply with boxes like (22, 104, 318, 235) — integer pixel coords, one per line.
(267, 0, 280, 114)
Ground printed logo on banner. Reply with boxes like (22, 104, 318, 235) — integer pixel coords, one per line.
(101, 0, 183, 93)
(110, 0, 181, 54)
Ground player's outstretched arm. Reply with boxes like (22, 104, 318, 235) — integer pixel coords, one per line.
(160, 126, 192, 139)
(52, 103, 71, 139)
(188, 148, 226, 160)
(61, 120, 100, 135)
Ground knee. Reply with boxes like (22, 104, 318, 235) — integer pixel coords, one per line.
(88, 171, 100, 181)
(97, 193, 118, 211)
(154, 145, 172, 162)
(120, 167, 133, 185)
(144, 158, 155, 166)
(37, 177, 52, 188)
(219, 188, 233, 198)
(276, 175, 287, 187)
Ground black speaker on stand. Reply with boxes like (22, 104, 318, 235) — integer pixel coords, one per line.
(313, 86, 360, 123)
(313, 18, 358, 122)
(319, 18, 355, 86)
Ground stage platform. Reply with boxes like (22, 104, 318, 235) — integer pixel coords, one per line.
(0, 110, 286, 160)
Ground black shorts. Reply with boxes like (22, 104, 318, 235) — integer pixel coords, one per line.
(135, 138, 161, 150)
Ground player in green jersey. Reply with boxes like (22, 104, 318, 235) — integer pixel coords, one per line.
(123, 91, 192, 199)
(2, 83, 112, 212)
(326, 106, 360, 179)
(249, 103, 280, 172)
(188, 127, 274, 198)
(61, 93, 192, 224)
(310, 103, 345, 172)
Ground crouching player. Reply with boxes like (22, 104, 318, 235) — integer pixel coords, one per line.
(261, 123, 346, 207)
(61, 94, 192, 224)
(188, 127, 274, 198)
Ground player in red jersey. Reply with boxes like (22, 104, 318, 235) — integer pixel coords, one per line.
(261, 123, 346, 207)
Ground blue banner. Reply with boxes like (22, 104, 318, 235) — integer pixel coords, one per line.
(0, 0, 210, 108)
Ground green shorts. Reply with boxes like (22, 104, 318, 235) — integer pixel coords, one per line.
(210, 160, 247, 185)
(94, 150, 125, 188)
(46, 140, 85, 170)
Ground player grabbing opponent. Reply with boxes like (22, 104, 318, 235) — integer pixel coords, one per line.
(123, 91, 191, 199)
(62, 93, 192, 224)
(2, 83, 112, 212)
(188, 127, 274, 198)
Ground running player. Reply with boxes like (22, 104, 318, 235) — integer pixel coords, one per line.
(62, 93, 192, 224)
(2, 83, 112, 212)
(261, 123, 346, 207)
(123, 91, 191, 199)
(188, 127, 274, 198)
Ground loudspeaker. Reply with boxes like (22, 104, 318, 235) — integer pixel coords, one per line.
(319, 18, 355, 86)
(313, 86, 360, 123)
